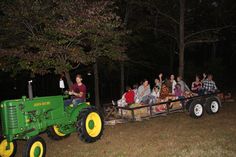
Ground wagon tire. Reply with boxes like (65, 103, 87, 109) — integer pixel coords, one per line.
(186, 99, 194, 112)
(205, 96, 220, 114)
(189, 100, 204, 119)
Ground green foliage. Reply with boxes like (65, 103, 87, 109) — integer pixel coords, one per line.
(0, 0, 127, 76)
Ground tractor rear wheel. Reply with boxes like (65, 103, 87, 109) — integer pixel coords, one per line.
(0, 138, 17, 157)
(205, 96, 220, 114)
(77, 106, 104, 143)
(189, 100, 204, 119)
(23, 136, 46, 157)
(47, 125, 70, 140)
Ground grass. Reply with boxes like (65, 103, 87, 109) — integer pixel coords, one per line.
(15, 101, 236, 157)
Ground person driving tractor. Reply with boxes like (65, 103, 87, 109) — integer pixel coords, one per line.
(64, 74, 87, 106)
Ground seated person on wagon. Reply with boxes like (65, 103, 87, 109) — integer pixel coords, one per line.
(136, 79, 151, 104)
(149, 85, 160, 105)
(177, 76, 190, 93)
(155, 83, 169, 112)
(174, 83, 183, 98)
(64, 74, 87, 106)
(112, 86, 135, 115)
(132, 84, 139, 101)
(202, 74, 218, 94)
(177, 76, 192, 97)
(116, 86, 135, 108)
(174, 83, 185, 107)
(154, 73, 163, 89)
(166, 74, 177, 94)
(191, 75, 202, 94)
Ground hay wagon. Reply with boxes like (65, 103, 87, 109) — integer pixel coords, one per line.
(114, 93, 222, 121)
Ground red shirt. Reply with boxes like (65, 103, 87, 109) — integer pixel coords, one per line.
(191, 82, 202, 93)
(124, 90, 135, 104)
(71, 83, 86, 99)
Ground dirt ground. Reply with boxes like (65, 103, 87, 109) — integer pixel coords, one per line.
(15, 101, 236, 157)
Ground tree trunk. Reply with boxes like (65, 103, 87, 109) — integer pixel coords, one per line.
(119, 2, 130, 96)
(120, 61, 125, 96)
(169, 40, 175, 73)
(64, 71, 73, 88)
(124, 1, 131, 27)
(93, 61, 100, 110)
(179, 0, 185, 78)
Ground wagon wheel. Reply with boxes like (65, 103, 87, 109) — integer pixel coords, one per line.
(0, 138, 17, 157)
(189, 100, 204, 119)
(77, 106, 104, 143)
(205, 96, 221, 114)
(185, 99, 194, 112)
(23, 136, 46, 157)
(47, 125, 70, 140)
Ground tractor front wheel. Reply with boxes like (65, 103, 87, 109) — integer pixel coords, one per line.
(77, 107, 104, 143)
(47, 125, 70, 140)
(23, 136, 46, 157)
(0, 138, 17, 157)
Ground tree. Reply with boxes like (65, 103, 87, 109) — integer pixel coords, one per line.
(155, 0, 229, 77)
(179, 0, 185, 77)
(118, 0, 229, 77)
(0, 0, 127, 109)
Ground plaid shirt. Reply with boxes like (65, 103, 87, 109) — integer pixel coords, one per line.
(202, 79, 217, 92)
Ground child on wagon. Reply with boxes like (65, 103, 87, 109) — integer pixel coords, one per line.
(113, 86, 135, 107)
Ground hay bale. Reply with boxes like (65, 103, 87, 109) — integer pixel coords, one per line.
(122, 104, 150, 119)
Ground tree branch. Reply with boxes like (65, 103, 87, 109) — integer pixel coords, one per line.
(129, 60, 156, 69)
(185, 39, 219, 47)
(155, 8, 179, 25)
(185, 25, 232, 41)
(72, 63, 80, 70)
(22, 20, 35, 37)
(66, 37, 77, 48)
(156, 29, 178, 41)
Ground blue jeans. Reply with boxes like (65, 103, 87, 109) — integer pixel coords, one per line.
(199, 89, 214, 95)
(198, 89, 205, 95)
(178, 96, 185, 105)
(64, 98, 85, 107)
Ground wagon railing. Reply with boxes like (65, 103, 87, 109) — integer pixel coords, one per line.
(116, 92, 221, 121)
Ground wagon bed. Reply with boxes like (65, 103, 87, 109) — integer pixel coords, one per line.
(115, 92, 222, 121)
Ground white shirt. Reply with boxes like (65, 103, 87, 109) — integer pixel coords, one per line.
(151, 90, 160, 98)
(172, 80, 177, 94)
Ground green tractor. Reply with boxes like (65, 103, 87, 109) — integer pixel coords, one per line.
(0, 80, 104, 157)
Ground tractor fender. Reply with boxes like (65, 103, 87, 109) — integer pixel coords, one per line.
(70, 103, 90, 122)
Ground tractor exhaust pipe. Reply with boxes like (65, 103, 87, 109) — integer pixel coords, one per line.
(28, 80, 33, 100)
